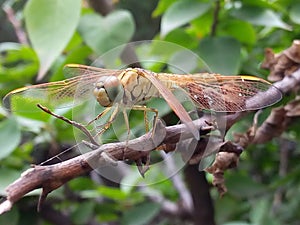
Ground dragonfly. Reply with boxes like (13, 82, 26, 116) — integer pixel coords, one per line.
(3, 64, 282, 141)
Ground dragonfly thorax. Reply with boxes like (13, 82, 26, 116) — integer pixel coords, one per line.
(118, 69, 160, 105)
(93, 76, 124, 107)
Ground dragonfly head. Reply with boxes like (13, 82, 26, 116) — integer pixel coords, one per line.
(94, 76, 124, 107)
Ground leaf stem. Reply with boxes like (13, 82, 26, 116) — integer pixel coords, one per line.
(210, 0, 221, 37)
(3, 4, 28, 45)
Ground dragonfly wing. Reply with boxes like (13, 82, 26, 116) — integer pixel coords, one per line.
(63, 64, 121, 77)
(140, 69, 200, 140)
(242, 77, 282, 110)
(158, 73, 282, 112)
(3, 64, 122, 112)
(186, 75, 282, 112)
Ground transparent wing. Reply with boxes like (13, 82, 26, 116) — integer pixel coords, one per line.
(156, 73, 282, 112)
(3, 64, 122, 112)
(139, 69, 200, 140)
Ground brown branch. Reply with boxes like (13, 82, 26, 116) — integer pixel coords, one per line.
(88, 0, 114, 16)
(2, 58, 300, 214)
(0, 118, 208, 214)
(0, 111, 244, 214)
(272, 138, 295, 213)
(160, 151, 193, 212)
(233, 67, 300, 147)
(184, 168, 215, 225)
(262, 40, 300, 82)
(142, 185, 192, 220)
(3, 4, 28, 45)
(210, 0, 221, 37)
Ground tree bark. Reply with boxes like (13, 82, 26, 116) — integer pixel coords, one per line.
(185, 166, 215, 225)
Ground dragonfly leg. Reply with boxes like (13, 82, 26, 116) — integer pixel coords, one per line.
(87, 107, 112, 126)
(130, 105, 158, 137)
(129, 106, 158, 176)
(94, 105, 120, 137)
(37, 104, 99, 146)
(121, 108, 130, 160)
(122, 108, 130, 139)
(136, 153, 150, 177)
(144, 109, 149, 132)
(112, 106, 157, 161)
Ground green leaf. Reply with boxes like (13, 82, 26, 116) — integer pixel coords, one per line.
(78, 10, 135, 55)
(0, 168, 21, 195)
(226, 172, 268, 198)
(69, 177, 97, 191)
(249, 199, 271, 225)
(71, 201, 95, 225)
(0, 46, 38, 96)
(24, 0, 81, 80)
(96, 203, 119, 222)
(168, 50, 198, 73)
(50, 45, 92, 82)
(197, 36, 241, 74)
(0, 204, 19, 225)
(222, 222, 252, 225)
(4, 91, 52, 121)
(97, 186, 128, 201)
(249, 198, 281, 225)
(215, 196, 244, 224)
(190, 11, 213, 37)
(164, 28, 198, 49)
(230, 5, 291, 30)
(161, 0, 211, 36)
(290, 2, 300, 25)
(0, 117, 21, 159)
(219, 20, 256, 45)
(152, 0, 176, 17)
(122, 202, 161, 225)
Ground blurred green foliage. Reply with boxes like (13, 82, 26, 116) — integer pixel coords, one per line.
(0, 0, 300, 224)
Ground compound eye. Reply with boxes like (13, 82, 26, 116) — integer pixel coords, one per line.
(93, 76, 123, 107)
(94, 81, 110, 107)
